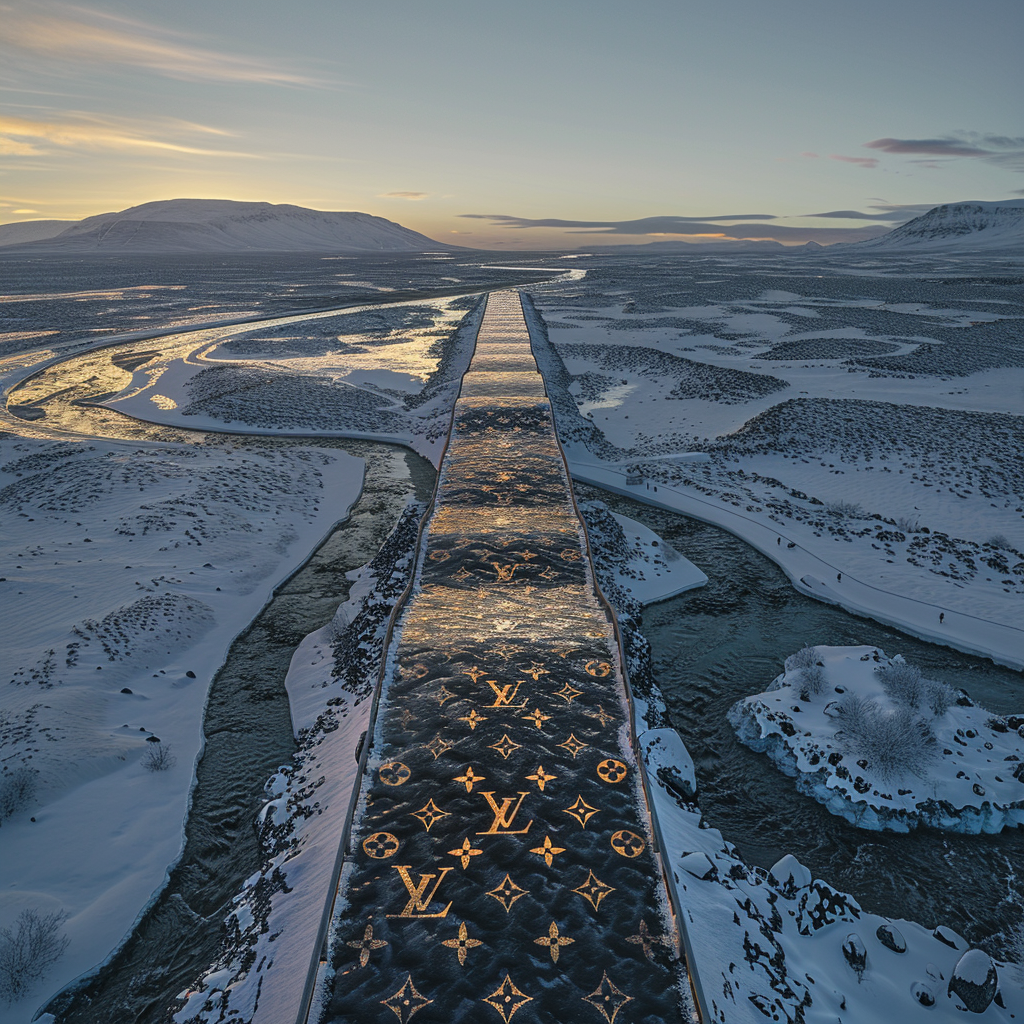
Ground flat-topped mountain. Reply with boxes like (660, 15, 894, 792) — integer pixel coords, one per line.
(851, 199, 1024, 251)
(2, 199, 454, 253)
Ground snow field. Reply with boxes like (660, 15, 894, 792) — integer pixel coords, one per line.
(0, 435, 365, 1022)
(523, 260, 1024, 665)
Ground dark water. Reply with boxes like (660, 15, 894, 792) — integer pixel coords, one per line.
(49, 442, 435, 1024)
(576, 484, 1024, 959)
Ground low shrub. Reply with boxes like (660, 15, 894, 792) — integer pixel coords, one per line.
(141, 744, 176, 772)
(826, 500, 863, 518)
(785, 646, 818, 673)
(876, 660, 924, 709)
(0, 909, 69, 1005)
(926, 682, 957, 717)
(834, 694, 935, 782)
(0, 769, 36, 826)
(801, 664, 827, 699)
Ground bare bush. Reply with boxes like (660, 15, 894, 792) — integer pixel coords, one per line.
(897, 515, 921, 534)
(876, 660, 924, 709)
(834, 695, 936, 782)
(826, 500, 863, 518)
(0, 909, 69, 1004)
(141, 743, 176, 772)
(986, 533, 1011, 550)
(0, 769, 36, 826)
(801, 664, 827, 699)
(927, 682, 957, 717)
(785, 646, 818, 674)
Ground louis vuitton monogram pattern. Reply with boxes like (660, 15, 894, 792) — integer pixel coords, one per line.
(322, 292, 683, 1023)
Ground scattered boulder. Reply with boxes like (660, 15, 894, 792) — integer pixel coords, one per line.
(769, 854, 812, 897)
(797, 880, 860, 934)
(948, 949, 998, 1013)
(120, 687, 133, 694)
(145, 735, 162, 743)
(911, 982, 935, 1007)
(186, 670, 197, 679)
(875, 923, 906, 953)
(679, 852, 717, 880)
(933, 925, 961, 949)
(842, 932, 867, 980)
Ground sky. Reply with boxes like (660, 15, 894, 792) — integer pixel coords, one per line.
(1, 0, 1022, 248)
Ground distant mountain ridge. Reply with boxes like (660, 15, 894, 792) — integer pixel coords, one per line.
(1, 199, 454, 253)
(848, 199, 1024, 251)
(0, 220, 76, 247)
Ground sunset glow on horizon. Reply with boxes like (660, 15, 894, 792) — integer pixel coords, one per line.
(2, 0, 1021, 247)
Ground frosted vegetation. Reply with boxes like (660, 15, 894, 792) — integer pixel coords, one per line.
(729, 645, 1024, 832)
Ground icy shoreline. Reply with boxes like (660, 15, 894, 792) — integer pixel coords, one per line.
(569, 463, 1024, 672)
(171, 507, 422, 1024)
(577, 517, 1024, 1021)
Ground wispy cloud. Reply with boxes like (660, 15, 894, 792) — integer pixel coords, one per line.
(379, 191, 429, 200)
(863, 133, 1024, 173)
(460, 214, 777, 233)
(804, 203, 936, 222)
(0, 3, 324, 86)
(459, 213, 887, 245)
(828, 154, 880, 169)
(0, 112, 260, 158)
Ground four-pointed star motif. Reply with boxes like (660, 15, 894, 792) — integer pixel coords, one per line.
(533, 920, 575, 963)
(486, 873, 529, 913)
(482, 973, 533, 1023)
(563, 794, 600, 829)
(529, 834, 566, 867)
(346, 922, 387, 968)
(381, 974, 432, 1022)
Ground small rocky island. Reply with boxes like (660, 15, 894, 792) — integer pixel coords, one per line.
(729, 645, 1024, 832)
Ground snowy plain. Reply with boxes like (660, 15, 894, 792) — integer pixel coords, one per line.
(523, 258, 1024, 668)
(0, 244, 1021, 1021)
(0, 271, 488, 1020)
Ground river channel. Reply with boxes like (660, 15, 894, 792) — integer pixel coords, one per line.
(577, 483, 1024, 962)
(48, 440, 435, 1024)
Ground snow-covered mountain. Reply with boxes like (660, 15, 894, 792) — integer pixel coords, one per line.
(850, 199, 1024, 251)
(0, 219, 75, 247)
(4, 199, 454, 253)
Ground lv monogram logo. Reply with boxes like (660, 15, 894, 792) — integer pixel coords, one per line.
(477, 791, 533, 835)
(487, 680, 528, 708)
(387, 865, 454, 918)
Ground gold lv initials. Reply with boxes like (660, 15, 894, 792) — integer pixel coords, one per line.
(477, 791, 533, 835)
(487, 680, 528, 708)
(387, 865, 454, 918)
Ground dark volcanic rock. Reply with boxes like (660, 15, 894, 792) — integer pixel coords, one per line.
(948, 949, 998, 1013)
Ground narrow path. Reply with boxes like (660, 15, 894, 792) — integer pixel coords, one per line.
(317, 291, 689, 1023)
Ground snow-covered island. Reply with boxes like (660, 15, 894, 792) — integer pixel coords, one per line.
(729, 645, 1024, 833)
